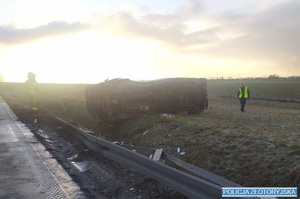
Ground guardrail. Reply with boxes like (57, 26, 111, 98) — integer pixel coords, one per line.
(55, 117, 260, 199)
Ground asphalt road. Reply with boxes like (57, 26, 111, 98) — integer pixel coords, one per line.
(0, 97, 85, 199)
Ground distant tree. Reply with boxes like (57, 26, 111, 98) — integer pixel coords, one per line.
(0, 74, 4, 82)
(268, 74, 280, 79)
(288, 76, 300, 79)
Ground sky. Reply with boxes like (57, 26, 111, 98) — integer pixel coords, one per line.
(0, 0, 299, 83)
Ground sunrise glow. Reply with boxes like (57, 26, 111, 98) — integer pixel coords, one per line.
(1, 0, 299, 83)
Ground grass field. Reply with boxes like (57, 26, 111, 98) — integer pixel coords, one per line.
(0, 78, 299, 131)
(0, 78, 299, 188)
(207, 78, 300, 101)
(1, 77, 300, 102)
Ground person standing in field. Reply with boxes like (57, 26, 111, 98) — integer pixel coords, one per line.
(25, 72, 39, 111)
(237, 82, 250, 112)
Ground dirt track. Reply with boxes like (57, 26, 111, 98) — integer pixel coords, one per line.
(104, 97, 300, 188)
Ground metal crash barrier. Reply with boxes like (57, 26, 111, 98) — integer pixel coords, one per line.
(55, 117, 261, 199)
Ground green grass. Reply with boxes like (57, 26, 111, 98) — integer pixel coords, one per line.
(1, 80, 298, 188)
(207, 78, 300, 101)
(1, 77, 299, 132)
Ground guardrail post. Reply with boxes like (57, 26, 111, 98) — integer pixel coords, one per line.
(152, 148, 164, 194)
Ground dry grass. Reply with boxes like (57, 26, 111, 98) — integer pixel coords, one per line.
(106, 97, 300, 187)
(1, 80, 299, 188)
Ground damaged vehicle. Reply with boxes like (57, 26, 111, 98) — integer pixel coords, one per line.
(86, 78, 208, 122)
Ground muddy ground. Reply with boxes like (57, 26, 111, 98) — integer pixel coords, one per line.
(4, 96, 300, 197)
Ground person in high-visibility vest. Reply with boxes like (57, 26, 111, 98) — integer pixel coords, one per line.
(237, 82, 250, 112)
(25, 72, 39, 111)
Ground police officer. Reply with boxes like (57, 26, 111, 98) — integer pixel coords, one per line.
(238, 82, 250, 112)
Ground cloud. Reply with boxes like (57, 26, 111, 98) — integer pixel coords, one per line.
(2, 0, 299, 76)
(96, 0, 299, 76)
(99, 0, 210, 46)
(0, 21, 88, 44)
(176, 0, 205, 17)
(102, 11, 183, 47)
(101, 1, 299, 54)
(200, 1, 300, 62)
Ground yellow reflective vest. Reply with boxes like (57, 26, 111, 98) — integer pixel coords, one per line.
(238, 86, 249, 99)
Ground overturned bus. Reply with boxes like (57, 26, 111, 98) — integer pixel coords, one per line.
(86, 78, 208, 123)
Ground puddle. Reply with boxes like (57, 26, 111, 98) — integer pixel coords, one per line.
(71, 161, 91, 172)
